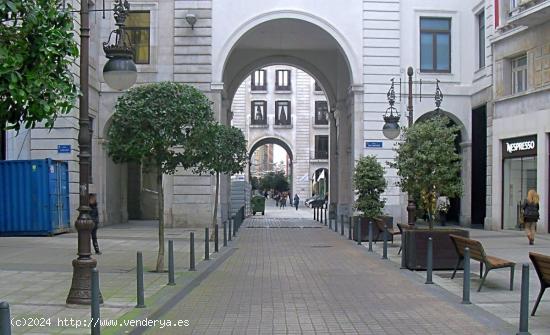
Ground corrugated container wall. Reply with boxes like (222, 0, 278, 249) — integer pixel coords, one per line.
(0, 159, 70, 235)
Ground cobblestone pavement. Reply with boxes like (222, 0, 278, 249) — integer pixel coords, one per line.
(142, 217, 511, 335)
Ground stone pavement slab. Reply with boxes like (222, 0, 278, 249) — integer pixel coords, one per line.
(0, 220, 216, 334)
(135, 217, 511, 335)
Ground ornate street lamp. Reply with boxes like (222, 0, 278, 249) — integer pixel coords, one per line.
(381, 66, 445, 226)
(67, 0, 136, 305)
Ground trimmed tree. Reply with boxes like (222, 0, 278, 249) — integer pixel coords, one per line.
(353, 155, 386, 219)
(388, 115, 462, 229)
(189, 123, 247, 233)
(259, 171, 289, 193)
(1, 0, 78, 130)
(106, 82, 213, 272)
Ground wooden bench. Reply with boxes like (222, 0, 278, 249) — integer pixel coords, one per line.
(529, 252, 550, 316)
(449, 234, 515, 292)
(373, 218, 401, 244)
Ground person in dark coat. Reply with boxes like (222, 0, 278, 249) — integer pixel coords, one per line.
(522, 189, 540, 245)
(294, 194, 300, 210)
(89, 193, 101, 254)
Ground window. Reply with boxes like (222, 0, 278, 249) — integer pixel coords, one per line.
(275, 101, 291, 125)
(420, 17, 451, 73)
(124, 11, 150, 64)
(251, 70, 267, 91)
(315, 136, 329, 159)
(510, 0, 519, 11)
(314, 81, 323, 92)
(511, 55, 527, 94)
(275, 70, 291, 91)
(251, 101, 267, 125)
(478, 11, 485, 69)
(314, 101, 329, 125)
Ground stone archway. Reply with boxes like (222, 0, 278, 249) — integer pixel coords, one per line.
(213, 13, 362, 223)
(248, 136, 294, 195)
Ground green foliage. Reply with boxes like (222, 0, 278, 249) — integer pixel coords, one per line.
(0, 0, 78, 130)
(353, 155, 386, 219)
(259, 171, 289, 193)
(388, 115, 463, 225)
(251, 176, 259, 190)
(106, 82, 213, 173)
(189, 123, 247, 176)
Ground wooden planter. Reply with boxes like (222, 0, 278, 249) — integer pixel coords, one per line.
(401, 227, 469, 270)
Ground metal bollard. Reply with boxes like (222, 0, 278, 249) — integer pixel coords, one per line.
(314, 207, 317, 221)
(324, 208, 327, 225)
(232, 218, 236, 237)
(518, 264, 530, 335)
(357, 220, 362, 245)
(189, 232, 196, 271)
(340, 215, 344, 236)
(328, 217, 332, 230)
(168, 240, 175, 285)
(382, 222, 388, 259)
(425, 237, 433, 284)
(214, 224, 219, 253)
(348, 217, 352, 240)
(204, 227, 210, 261)
(320, 207, 324, 224)
(136, 252, 145, 308)
(223, 221, 228, 247)
(462, 247, 471, 304)
(228, 220, 232, 241)
(0, 301, 12, 335)
(91, 268, 100, 335)
(368, 220, 373, 252)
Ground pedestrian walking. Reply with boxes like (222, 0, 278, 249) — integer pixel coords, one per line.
(89, 193, 102, 255)
(294, 194, 300, 210)
(275, 193, 280, 207)
(280, 194, 287, 209)
(522, 189, 540, 245)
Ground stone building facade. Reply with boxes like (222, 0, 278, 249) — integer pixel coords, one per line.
(2, 0, 549, 234)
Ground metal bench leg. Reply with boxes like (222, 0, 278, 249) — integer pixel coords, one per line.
(451, 258, 463, 280)
(398, 245, 402, 255)
(510, 265, 515, 291)
(478, 268, 490, 292)
(531, 286, 547, 316)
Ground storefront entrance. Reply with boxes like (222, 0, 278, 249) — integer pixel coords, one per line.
(502, 135, 537, 230)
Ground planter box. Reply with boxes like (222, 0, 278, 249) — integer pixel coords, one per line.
(401, 227, 469, 270)
(352, 216, 394, 242)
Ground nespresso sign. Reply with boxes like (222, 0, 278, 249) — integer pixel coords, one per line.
(502, 135, 537, 158)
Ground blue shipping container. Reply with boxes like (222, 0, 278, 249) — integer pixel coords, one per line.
(0, 159, 70, 236)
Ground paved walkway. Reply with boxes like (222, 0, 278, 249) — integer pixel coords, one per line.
(139, 217, 511, 335)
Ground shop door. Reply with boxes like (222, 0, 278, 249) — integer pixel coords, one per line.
(503, 156, 537, 229)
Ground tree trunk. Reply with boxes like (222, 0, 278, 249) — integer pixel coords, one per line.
(155, 169, 165, 272)
(211, 172, 220, 241)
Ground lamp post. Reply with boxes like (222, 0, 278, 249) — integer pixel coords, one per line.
(382, 67, 445, 226)
(66, 0, 137, 305)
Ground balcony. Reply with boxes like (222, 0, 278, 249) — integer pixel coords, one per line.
(508, 0, 550, 28)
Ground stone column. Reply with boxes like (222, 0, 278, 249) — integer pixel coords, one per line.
(328, 108, 338, 220)
(336, 98, 353, 218)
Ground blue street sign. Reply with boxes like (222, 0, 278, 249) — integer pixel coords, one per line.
(57, 145, 71, 153)
(365, 141, 383, 148)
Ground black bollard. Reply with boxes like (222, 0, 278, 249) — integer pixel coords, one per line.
(340, 215, 344, 235)
(518, 264, 530, 335)
(314, 207, 317, 221)
(91, 268, 100, 335)
(357, 220, 362, 245)
(232, 218, 236, 237)
(320, 207, 324, 225)
(368, 220, 373, 252)
(382, 222, 388, 259)
(328, 217, 332, 230)
(189, 232, 196, 271)
(348, 217, 352, 240)
(215, 224, 219, 253)
(136, 252, 145, 308)
(324, 207, 327, 225)
(168, 240, 175, 285)
(0, 301, 12, 335)
(462, 247, 471, 304)
(228, 220, 232, 241)
(223, 221, 228, 247)
(204, 227, 210, 261)
(425, 237, 433, 284)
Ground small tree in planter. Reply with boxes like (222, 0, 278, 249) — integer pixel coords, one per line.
(353, 155, 386, 222)
(389, 115, 462, 229)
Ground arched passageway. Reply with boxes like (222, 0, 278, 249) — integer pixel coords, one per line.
(214, 14, 362, 222)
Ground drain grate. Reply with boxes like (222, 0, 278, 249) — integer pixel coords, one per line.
(310, 245, 333, 248)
